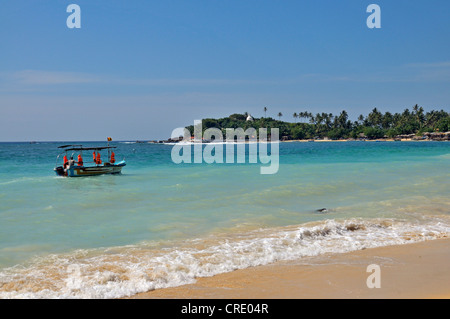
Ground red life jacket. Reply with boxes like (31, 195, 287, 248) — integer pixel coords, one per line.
(77, 154, 83, 166)
(96, 153, 102, 164)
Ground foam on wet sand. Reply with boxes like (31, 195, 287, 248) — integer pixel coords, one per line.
(129, 238, 450, 299)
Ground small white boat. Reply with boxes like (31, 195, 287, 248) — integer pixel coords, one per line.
(54, 144, 126, 177)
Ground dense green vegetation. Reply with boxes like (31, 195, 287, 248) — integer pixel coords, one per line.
(186, 105, 449, 140)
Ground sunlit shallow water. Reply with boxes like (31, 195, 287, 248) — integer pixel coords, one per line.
(0, 141, 449, 298)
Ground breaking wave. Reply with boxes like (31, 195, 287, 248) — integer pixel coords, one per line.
(0, 217, 448, 299)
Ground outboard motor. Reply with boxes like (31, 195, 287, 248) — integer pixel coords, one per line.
(54, 166, 66, 176)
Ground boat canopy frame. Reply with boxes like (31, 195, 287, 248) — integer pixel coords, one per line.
(55, 146, 118, 167)
(62, 146, 117, 152)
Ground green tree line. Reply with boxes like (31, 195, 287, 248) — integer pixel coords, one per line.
(186, 105, 449, 140)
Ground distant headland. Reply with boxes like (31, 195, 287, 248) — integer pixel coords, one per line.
(148, 105, 449, 143)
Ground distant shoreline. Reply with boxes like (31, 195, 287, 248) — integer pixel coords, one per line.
(148, 128, 450, 144)
(2, 130, 448, 145)
(2, 136, 448, 144)
(144, 135, 450, 145)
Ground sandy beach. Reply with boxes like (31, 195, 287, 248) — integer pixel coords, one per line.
(128, 238, 450, 299)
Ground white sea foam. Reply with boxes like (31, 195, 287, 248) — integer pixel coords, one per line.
(0, 216, 448, 299)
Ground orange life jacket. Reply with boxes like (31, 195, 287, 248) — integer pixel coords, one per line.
(63, 155, 68, 165)
(110, 152, 115, 164)
(77, 154, 83, 166)
(96, 152, 102, 164)
(93, 152, 96, 163)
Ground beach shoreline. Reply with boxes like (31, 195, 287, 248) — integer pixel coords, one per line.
(127, 238, 450, 299)
(155, 137, 449, 145)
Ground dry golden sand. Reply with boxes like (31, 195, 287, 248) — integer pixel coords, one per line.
(128, 238, 450, 299)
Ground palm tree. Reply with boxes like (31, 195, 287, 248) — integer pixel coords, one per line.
(424, 110, 437, 128)
(382, 112, 393, 129)
(358, 114, 365, 124)
(324, 113, 333, 129)
(315, 113, 323, 125)
(299, 111, 305, 123)
(278, 112, 283, 121)
(264, 107, 268, 118)
(337, 110, 348, 129)
(299, 111, 309, 123)
(368, 107, 382, 127)
(293, 112, 298, 123)
(413, 105, 425, 128)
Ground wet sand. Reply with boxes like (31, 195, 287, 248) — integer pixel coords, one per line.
(128, 238, 450, 299)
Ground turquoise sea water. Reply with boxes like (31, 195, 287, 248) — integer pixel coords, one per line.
(0, 141, 449, 298)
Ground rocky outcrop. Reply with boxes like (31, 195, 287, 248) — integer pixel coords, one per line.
(423, 132, 450, 141)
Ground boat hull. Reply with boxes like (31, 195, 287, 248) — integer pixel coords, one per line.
(54, 161, 126, 177)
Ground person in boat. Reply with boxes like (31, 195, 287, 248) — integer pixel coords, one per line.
(68, 156, 76, 168)
(110, 151, 115, 164)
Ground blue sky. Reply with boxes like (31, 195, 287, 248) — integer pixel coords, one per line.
(0, 0, 449, 141)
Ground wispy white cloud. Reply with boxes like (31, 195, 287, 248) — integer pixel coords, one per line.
(106, 77, 278, 86)
(1, 69, 353, 89)
(12, 70, 102, 85)
(1, 63, 449, 95)
(0, 70, 281, 92)
(404, 61, 450, 68)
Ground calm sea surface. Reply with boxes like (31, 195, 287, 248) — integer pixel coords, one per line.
(0, 141, 449, 298)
